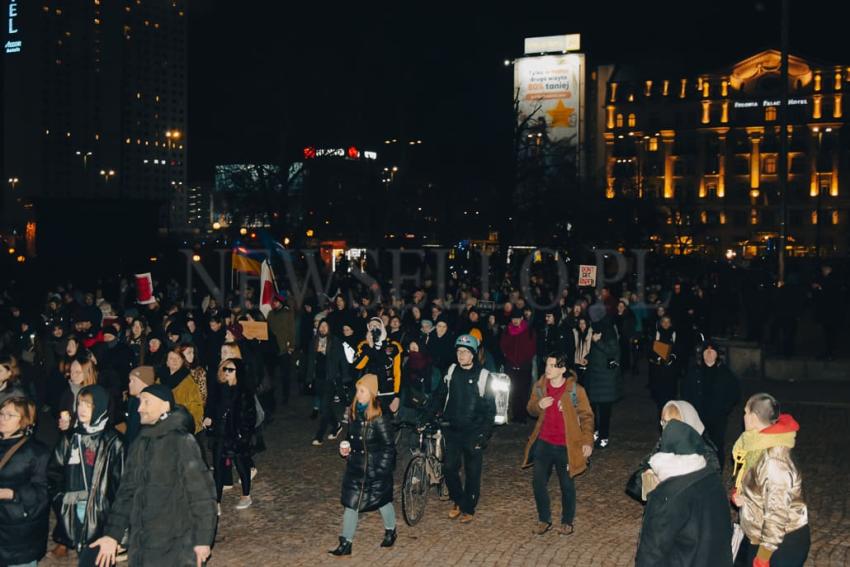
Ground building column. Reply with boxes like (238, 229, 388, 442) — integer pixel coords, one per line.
(604, 133, 615, 198)
(697, 132, 707, 197)
(661, 130, 675, 199)
(717, 130, 728, 198)
(831, 126, 841, 196)
(748, 130, 762, 190)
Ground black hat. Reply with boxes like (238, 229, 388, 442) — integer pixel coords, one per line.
(102, 324, 120, 338)
(509, 306, 523, 319)
(141, 384, 175, 409)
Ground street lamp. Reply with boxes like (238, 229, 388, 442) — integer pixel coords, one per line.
(75, 150, 93, 168)
(7, 177, 19, 190)
(99, 169, 116, 184)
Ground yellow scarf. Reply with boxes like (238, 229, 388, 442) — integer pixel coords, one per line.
(731, 429, 796, 490)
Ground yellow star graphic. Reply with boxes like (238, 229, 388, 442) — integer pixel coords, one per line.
(546, 100, 574, 128)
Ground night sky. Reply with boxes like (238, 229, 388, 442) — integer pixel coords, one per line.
(188, 0, 850, 187)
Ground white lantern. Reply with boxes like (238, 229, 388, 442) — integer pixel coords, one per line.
(489, 372, 511, 425)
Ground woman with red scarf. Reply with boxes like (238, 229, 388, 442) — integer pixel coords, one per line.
(500, 307, 536, 423)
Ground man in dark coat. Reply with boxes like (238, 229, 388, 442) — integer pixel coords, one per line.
(89, 385, 217, 567)
(812, 264, 844, 359)
(682, 341, 740, 468)
(635, 420, 733, 567)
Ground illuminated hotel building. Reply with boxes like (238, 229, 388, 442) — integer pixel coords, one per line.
(2, 0, 188, 234)
(596, 50, 849, 256)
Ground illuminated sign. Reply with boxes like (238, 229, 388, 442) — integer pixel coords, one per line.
(733, 98, 808, 109)
(524, 34, 581, 55)
(303, 147, 377, 160)
(514, 52, 584, 152)
(5, 0, 21, 54)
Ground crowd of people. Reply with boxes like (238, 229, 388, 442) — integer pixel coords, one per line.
(0, 257, 827, 565)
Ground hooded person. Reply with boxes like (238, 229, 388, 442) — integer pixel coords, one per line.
(352, 317, 403, 414)
(635, 419, 734, 567)
(424, 317, 456, 374)
(626, 400, 721, 504)
(682, 339, 741, 468)
(47, 385, 126, 561)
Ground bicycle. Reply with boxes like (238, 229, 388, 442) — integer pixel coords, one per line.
(401, 420, 448, 526)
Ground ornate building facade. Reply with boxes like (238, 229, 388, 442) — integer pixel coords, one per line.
(597, 50, 849, 256)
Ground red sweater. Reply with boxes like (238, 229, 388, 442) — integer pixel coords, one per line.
(539, 381, 567, 446)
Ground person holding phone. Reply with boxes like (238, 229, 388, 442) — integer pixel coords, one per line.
(330, 374, 397, 557)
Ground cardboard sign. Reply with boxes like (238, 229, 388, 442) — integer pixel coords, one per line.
(578, 265, 597, 287)
(476, 300, 496, 312)
(241, 321, 269, 341)
(653, 341, 672, 361)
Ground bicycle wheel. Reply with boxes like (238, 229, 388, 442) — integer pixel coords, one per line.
(402, 455, 428, 526)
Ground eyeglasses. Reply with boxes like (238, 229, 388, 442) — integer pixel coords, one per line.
(0, 412, 21, 420)
(222, 367, 236, 373)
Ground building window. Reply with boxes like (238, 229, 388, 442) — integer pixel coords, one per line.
(811, 211, 818, 225)
(750, 209, 759, 225)
(721, 80, 728, 97)
(763, 156, 777, 174)
(648, 137, 658, 151)
(765, 106, 777, 121)
(833, 210, 840, 225)
(834, 94, 843, 118)
(627, 113, 636, 128)
(616, 114, 624, 128)
(814, 73, 822, 92)
(813, 95, 822, 119)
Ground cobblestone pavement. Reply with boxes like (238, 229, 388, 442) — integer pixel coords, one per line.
(42, 373, 850, 566)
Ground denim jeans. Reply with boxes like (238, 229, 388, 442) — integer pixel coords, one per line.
(532, 439, 576, 525)
(341, 504, 396, 542)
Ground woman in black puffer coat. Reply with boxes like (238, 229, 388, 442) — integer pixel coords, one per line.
(329, 374, 397, 557)
(0, 397, 51, 567)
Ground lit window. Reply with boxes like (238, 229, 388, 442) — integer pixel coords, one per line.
(814, 73, 822, 92)
(616, 114, 624, 128)
(763, 156, 777, 174)
(721, 80, 728, 97)
(750, 210, 759, 225)
(834, 94, 843, 119)
(833, 211, 840, 225)
(719, 212, 727, 224)
(813, 95, 822, 119)
(627, 113, 636, 127)
(765, 106, 777, 121)
(648, 137, 658, 151)
(662, 80, 670, 96)
(811, 211, 818, 225)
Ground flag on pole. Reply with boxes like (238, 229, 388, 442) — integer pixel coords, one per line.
(259, 259, 277, 318)
(135, 273, 156, 305)
(231, 246, 263, 275)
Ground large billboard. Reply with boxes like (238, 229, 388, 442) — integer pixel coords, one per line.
(514, 53, 585, 174)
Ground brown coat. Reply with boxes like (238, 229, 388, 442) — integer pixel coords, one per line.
(521, 373, 595, 478)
